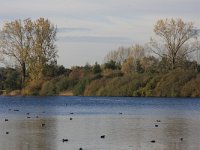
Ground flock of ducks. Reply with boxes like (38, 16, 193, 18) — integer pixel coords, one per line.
(3, 107, 184, 150)
(150, 120, 184, 143)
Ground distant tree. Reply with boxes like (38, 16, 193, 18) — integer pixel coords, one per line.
(135, 59, 144, 73)
(104, 46, 132, 64)
(42, 64, 66, 77)
(150, 18, 199, 69)
(104, 60, 120, 70)
(104, 44, 145, 73)
(83, 62, 92, 72)
(131, 44, 145, 60)
(57, 65, 66, 75)
(121, 56, 134, 73)
(140, 56, 159, 73)
(130, 44, 145, 72)
(121, 44, 145, 73)
(42, 63, 58, 77)
(93, 62, 101, 74)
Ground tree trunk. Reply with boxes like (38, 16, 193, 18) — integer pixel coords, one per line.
(21, 62, 26, 89)
(172, 57, 176, 70)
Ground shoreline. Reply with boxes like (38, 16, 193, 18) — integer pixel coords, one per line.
(1, 89, 200, 98)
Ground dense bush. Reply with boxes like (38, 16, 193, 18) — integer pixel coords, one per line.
(22, 80, 44, 96)
(73, 78, 90, 95)
(40, 80, 57, 96)
(1, 62, 200, 97)
(154, 69, 196, 97)
(181, 75, 200, 97)
(85, 73, 151, 96)
(83, 69, 199, 97)
(55, 76, 77, 93)
(0, 68, 21, 91)
(104, 60, 121, 70)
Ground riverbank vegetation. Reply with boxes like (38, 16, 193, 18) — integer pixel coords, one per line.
(0, 18, 200, 97)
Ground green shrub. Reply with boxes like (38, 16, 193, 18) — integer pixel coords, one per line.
(55, 77, 77, 93)
(73, 78, 90, 95)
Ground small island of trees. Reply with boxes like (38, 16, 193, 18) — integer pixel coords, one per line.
(0, 18, 200, 97)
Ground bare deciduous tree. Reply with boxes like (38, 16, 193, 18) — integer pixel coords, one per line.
(150, 18, 198, 69)
(104, 44, 145, 65)
(104, 46, 133, 64)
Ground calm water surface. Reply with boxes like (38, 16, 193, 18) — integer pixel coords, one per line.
(0, 96, 200, 150)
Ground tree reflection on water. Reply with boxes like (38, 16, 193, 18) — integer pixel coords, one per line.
(0, 117, 57, 150)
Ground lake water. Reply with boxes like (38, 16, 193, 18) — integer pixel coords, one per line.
(0, 96, 200, 150)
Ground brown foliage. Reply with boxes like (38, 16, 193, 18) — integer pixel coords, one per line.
(181, 74, 200, 97)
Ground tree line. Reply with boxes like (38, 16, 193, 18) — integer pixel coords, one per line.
(0, 18, 200, 96)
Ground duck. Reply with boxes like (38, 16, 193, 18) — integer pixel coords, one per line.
(62, 139, 68, 142)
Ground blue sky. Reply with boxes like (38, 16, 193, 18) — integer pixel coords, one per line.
(0, 0, 200, 67)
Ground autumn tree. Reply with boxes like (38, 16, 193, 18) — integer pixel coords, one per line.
(150, 18, 198, 69)
(130, 44, 145, 71)
(121, 56, 134, 73)
(104, 46, 133, 64)
(28, 18, 57, 80)
(0, 19, 34, 87)
(0, 18, 57, 88)
(105, 44, 145, 73)
(121, 44, 145, 73)
(140, 56, 159, 72)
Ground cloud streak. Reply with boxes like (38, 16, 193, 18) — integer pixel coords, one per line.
(58, 36, 132, 44)
(57, 27, 92, 33)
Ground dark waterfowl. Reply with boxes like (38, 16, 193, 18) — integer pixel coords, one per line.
(150, 140, 156, 143)
(155, 124, 158, 127)
(62, 139, 68, 142)
(101, 135, 105, 139)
